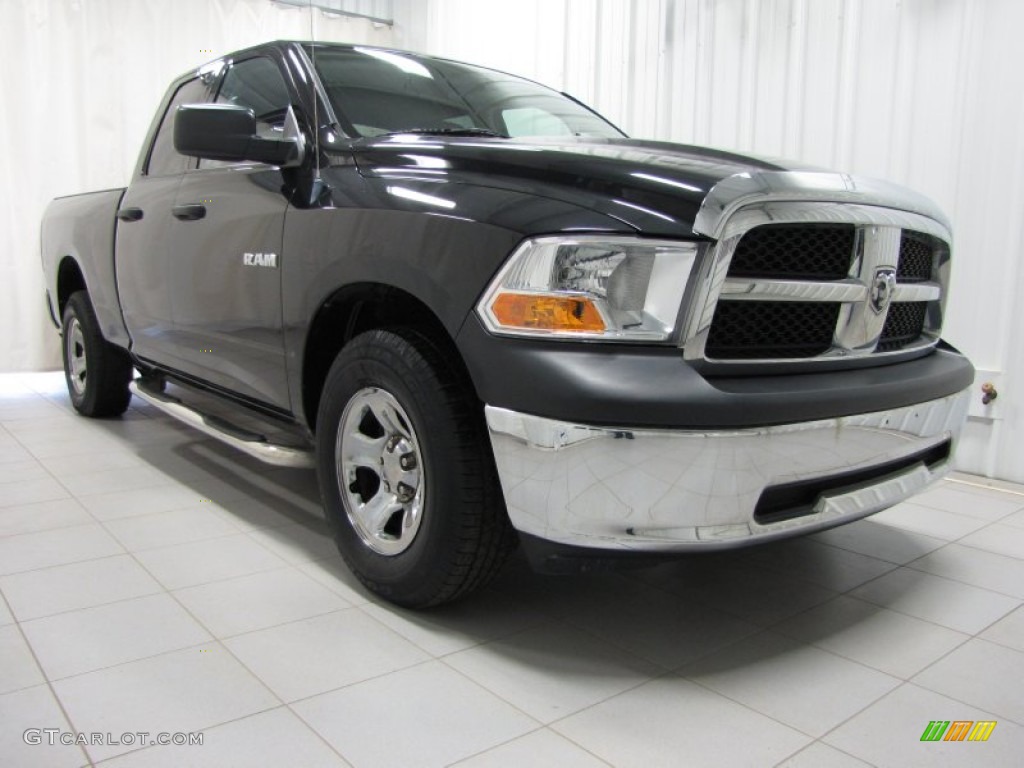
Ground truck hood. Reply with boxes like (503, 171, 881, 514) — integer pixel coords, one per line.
(349, 136, 950, 238)
(350, 136, 818, 237)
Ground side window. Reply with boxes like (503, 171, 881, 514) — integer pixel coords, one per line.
(198, 57, 292, 169)
(216, 57, 291, 137)
(146, 78, 209, 176)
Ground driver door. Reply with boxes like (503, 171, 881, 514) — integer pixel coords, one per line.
(164, 56, 296, 409)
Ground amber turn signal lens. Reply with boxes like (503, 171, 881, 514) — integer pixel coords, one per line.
(490, 292, 606, 332)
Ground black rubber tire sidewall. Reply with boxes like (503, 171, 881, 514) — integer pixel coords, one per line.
(61, 291, 133, 418)
(316, 328, 512, 607)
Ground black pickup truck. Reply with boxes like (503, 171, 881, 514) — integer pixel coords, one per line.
(41, 41, 973, 607)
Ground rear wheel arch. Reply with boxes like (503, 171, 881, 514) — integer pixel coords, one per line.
(56, 257, 87, 318)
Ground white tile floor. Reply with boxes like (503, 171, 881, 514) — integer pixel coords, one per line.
(1, 371, 1023, 767)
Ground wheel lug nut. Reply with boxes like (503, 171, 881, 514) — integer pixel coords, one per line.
(396, 482, 414, 502)
(399, 453, 416, 470)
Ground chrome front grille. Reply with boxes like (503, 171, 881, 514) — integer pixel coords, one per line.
(705, 301, 839, 359)
(897, 231, 937, 282)
(727, 223, 855, 280)
(878, 301, 929, 352)
(683, 201, 951, 367)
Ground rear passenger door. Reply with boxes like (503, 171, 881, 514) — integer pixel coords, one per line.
(165, 56, 295, 409)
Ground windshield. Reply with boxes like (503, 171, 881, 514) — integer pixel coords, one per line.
(306, 45, 626, 140)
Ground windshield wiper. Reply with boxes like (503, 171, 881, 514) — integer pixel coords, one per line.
(384, 127, 508, 138)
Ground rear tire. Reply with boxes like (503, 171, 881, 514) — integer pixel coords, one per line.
(315, 328, 516, 608)
(61, 291, 133, 417)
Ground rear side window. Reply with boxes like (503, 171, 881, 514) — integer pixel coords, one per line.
(146, 78, 209, 177)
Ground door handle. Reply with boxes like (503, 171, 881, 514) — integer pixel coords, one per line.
(116, 207, 144, 222)
(172, 204, 207, 221)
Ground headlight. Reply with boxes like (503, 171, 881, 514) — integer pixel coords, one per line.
(477, 236, 701, 341)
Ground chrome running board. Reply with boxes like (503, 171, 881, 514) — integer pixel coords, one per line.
(129, 380, 314, 468)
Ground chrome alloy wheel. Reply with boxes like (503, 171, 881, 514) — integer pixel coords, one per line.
(336, 387, 424, 555)
(65, 317, 88, 397)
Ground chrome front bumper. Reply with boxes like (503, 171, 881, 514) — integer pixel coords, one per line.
(485, 388, 970, 551)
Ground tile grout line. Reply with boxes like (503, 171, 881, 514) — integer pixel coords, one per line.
(769, 738, 880, 768)
(26, 431, 340, 767)
(7, 379, 1022, 764)
(114, 522, 471, 767)
(948, 476, 1024, 498)
(435, 615, 645, 709)
(9, 386, 378, 764)
(686, 661, 893, 746)
(562, 663, 820, 746)
(870, 525, 1024, 602)
(83, 703, 281, 767)
(908, 679, 1024, 729)
(439, 644, 679, 757)
(812, 558, 1020, 636)
(944, 512, 1024, 561)
(444, 723, 617, 768)
(5, 576, 166, 625)
(811, 678, 918, 760)
(814, 677, 1024, 750)
(84, 533, 359, 767)
(281, 655, 445, 767)
(610, 563, 829, 633)
(779, 608, 978, 684)
(0, 499, 100, 540)
(903, 552, 1024, 602)
(899, 635, 1024, 728)
(0, 588, 95, 767)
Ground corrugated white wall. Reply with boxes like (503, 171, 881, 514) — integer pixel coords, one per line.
(395, 0, 1024, 482)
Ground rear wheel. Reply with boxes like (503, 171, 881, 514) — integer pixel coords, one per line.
(316, 328, 516, 608)
(61, 291, 133, 417)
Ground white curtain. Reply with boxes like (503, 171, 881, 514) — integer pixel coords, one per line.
(0, 0, 394, 372)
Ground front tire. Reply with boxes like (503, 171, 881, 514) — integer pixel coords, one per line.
(316, 328, 516, 608)
(61, 291, 133, 417)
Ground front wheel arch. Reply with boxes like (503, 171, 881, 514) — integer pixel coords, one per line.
(301, 283, 464, 433)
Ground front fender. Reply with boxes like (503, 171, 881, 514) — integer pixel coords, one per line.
(280, 166, 633, 416)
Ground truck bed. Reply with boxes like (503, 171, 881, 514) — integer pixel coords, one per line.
(41, 188, 127, 344)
